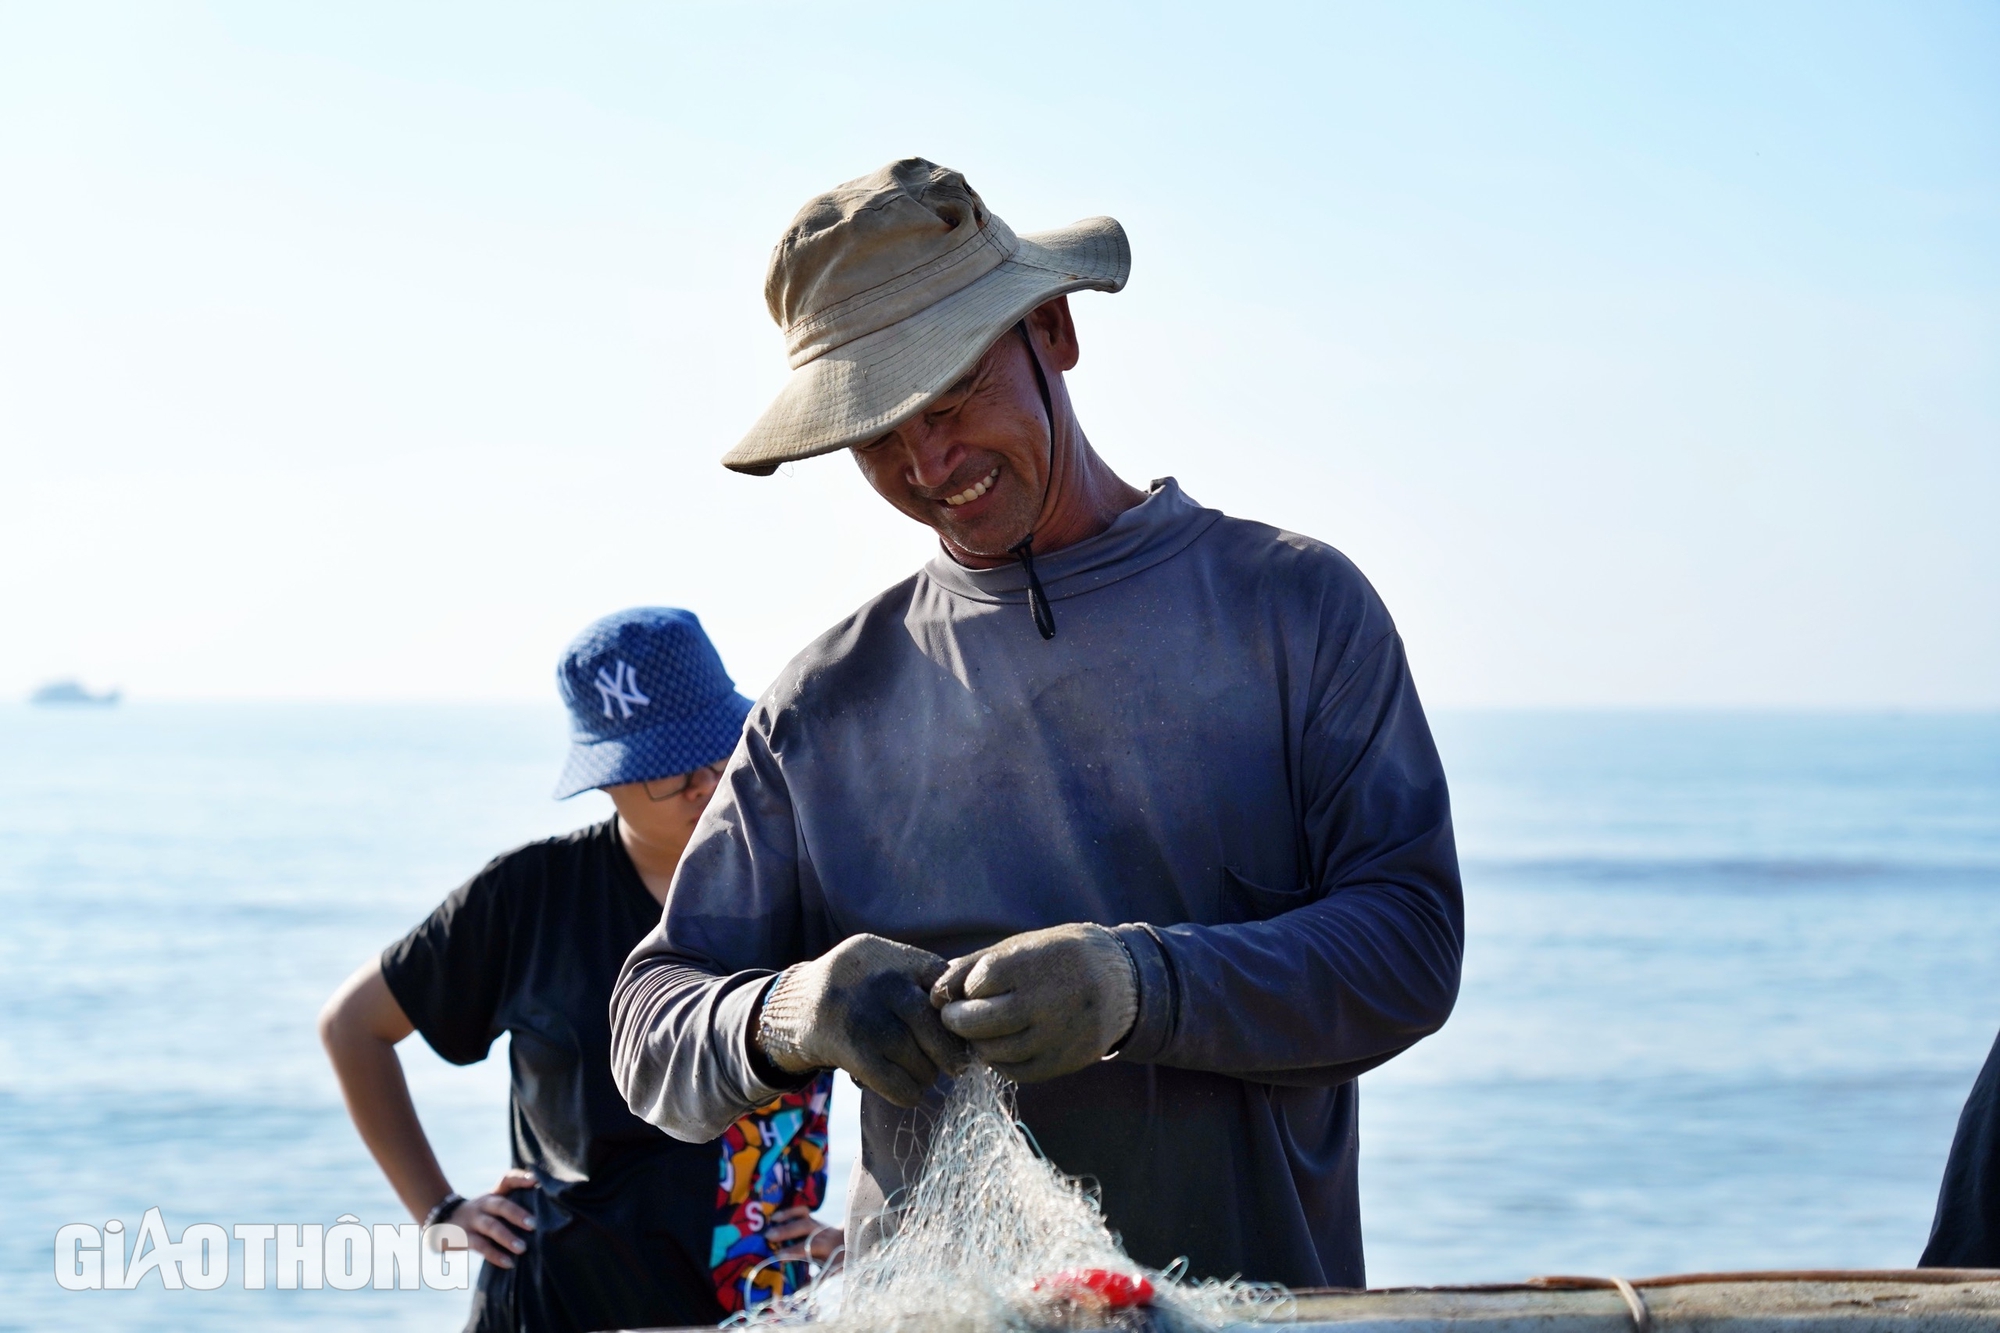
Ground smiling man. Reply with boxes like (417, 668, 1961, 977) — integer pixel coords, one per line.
(610, 159, 1464, 1288)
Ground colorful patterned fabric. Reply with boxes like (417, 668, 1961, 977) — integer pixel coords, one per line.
(711, 1072, 832, 1312)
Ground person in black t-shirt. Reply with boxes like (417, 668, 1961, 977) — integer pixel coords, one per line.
(320, 608, 839, 1332)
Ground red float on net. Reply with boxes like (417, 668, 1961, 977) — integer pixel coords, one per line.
(1031, 1267, 1156, 1310)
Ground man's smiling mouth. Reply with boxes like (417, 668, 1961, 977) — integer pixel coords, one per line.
(943, 467, 1000, 508)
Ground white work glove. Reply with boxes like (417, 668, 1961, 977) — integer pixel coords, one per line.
(930, 923, 1139, 1083)
(757, 934, 969, 1107)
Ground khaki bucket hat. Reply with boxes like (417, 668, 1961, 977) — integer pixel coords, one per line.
(722, 158, 1130, 475)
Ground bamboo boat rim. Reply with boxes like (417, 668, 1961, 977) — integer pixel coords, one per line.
(1297, 1269, 2000, 1295)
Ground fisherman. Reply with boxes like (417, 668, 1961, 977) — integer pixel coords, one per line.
(320, 608, 838, 1332)
(609, 160, 1463, 1289)
(1921, 1028, 2000, 1267)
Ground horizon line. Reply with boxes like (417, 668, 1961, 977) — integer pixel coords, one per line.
(8, 697, 1999, 715)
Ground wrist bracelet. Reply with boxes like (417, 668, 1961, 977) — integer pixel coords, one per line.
(422, 1192, 466, 1230)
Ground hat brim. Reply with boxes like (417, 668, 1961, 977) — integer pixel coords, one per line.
(552, 691, 753, 799)
(721, 217, 1131, 476)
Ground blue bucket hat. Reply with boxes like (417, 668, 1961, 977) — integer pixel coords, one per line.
(552, 607, 754, 799)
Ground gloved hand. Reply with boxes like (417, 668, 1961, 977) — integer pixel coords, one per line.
(756, 934, 969, 1107)
(929, 923, 1139, 1083)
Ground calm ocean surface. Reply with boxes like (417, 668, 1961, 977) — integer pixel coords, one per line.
(2, 704, 1996, 1329)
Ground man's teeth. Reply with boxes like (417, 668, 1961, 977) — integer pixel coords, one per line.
(944, 468, 1000, 507)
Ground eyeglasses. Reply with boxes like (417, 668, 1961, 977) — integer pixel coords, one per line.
(641, 760, 728, 802)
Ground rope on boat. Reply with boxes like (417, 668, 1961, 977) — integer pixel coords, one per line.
(1608, 1276, 1651, 1332)
(1528, 1274, 1649, 1331)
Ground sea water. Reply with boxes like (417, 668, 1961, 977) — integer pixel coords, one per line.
(0, 705, 1995, 1330)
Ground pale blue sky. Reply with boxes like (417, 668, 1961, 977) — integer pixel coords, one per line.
(3, 2, 1994, 705)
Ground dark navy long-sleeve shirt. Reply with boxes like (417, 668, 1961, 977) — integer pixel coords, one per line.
(610, 479, 1463, 1288)
(1922, 1028, 2000, 1268)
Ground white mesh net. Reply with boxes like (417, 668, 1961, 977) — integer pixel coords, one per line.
(733, 1064, 1292, 1333)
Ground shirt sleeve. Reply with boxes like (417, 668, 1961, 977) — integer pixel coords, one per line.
(611, 725, 815, 1143)
(380, 854, 517, 1067)
(1114, 626, 1465, 1087)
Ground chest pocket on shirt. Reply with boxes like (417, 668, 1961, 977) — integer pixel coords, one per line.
(1218, 865, 1319, 923)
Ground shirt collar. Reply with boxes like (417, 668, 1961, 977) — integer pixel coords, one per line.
(920, 477, 1220, 605)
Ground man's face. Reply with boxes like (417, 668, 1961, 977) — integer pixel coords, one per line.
(850, 328, 1050, 561)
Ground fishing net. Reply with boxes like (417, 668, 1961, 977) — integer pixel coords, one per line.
(734, 1064, 1292, 1333)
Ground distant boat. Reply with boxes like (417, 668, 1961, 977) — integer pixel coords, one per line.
(29, 680, 121, 707)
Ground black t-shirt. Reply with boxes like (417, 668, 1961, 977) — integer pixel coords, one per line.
(382, 818, 724, 1332)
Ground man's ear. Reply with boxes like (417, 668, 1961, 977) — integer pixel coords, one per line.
(1026, 296, 1080, 373)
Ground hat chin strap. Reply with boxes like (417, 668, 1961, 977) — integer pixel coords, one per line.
(1006, 320, 1059, 641)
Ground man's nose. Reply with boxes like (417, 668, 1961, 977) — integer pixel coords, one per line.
(899, 425, 961, 491)
(684, 767, 721, 802)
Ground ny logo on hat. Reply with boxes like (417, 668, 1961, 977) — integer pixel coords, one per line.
(594, 661, 651, 720)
